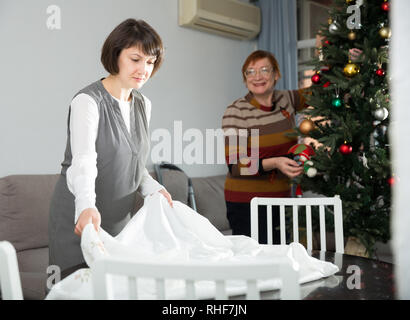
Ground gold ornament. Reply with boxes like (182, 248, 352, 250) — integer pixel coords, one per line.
(328, 18, 333, 25)
(344, 62, 360, 77)
(346, 0, 355, 3)
(379, 26, 391, 39)
(299, 119, 315, 135)
(348, 31, 356, 41)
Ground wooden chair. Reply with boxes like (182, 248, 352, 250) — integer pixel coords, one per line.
(250, 196, 344, 253)
(92, 257, 300, 300)
(0, 241, 23, 300)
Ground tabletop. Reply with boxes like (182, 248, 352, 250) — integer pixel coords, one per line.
(303, 250, 395, 300)
(247, 250, 395, 300)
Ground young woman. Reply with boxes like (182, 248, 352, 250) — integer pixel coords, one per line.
(48, 19, 173, 274)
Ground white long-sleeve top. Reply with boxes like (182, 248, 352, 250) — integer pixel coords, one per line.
(66, 92, 163, 224)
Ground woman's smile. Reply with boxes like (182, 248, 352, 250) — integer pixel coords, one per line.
(132, 76, 145, 82)
(251, 81, 267, 87)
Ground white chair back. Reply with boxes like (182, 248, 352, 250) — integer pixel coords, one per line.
(92, 257, 300, 300)
(0, 241, 23, 300)
(250, 196, 344, 253)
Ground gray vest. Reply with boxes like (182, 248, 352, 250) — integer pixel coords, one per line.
(48, 79, 149, 272)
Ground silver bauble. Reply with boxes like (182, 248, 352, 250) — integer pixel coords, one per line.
(373, 107, 389, 121)
(329, 22, 340, 34)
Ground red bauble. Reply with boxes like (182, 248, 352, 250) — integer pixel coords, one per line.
(339, 143, 353, 155)
(381, 2, 390, 12)
(324, 40, 332, 45)
(387, 177, 395, 186)
(323, 81, 331, 88)
(311, 74, 321, 84)
(376, 68, 385, 77)
(296, 184, 303, 197)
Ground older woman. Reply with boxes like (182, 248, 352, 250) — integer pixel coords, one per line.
(222, 50, 306, 244)
(48, 19, 173, 274)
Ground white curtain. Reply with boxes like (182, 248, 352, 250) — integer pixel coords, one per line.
(391, 0, 410, 300)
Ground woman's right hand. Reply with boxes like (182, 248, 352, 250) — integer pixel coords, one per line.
(74, 208, 101, 237)
(264, 157, 304, 179)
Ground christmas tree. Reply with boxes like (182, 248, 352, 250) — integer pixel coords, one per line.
(296, 0, 391, 257)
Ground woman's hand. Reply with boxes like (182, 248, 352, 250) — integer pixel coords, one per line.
(265, 157, 304, 179)
(159, 189, 173, 208)
(349, 48, 363, 62)
(74, 208, 101, 237)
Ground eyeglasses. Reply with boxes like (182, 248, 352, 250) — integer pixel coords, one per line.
(244, 67, 273, 78)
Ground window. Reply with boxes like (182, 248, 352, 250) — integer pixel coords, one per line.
(296, 0, 332, 147)
(297, 0, 332, 88)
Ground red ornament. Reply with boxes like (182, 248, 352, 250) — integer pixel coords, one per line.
(311, 73, 321, 84)
(339, 143, 353, 155)
(288, 143, 316, 164)
(381, 2, 390, 12)
(323, 81, 331, 88)
(387, 177, 395, 186)
(376, 68, 385, 77)
(324, 40, 332, 45)
(296, 184, 303, 197)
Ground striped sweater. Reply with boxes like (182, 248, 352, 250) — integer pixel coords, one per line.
(222, 90, 306, 203)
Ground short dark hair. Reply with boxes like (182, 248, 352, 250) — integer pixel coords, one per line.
(101, 19, 164, 77)
(242, 50, 281, 82)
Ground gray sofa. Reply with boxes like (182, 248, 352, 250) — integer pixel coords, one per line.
(0, 170, 230, 300)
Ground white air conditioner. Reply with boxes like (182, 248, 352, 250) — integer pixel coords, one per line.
(178, 0, 261, 40)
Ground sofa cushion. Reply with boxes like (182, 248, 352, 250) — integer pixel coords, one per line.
(0, 174, 59, 251)
(135, 169, 189, 212)
(17, 247, 49, 273)
(191, 175, 230, 232)
(17, 247, 49, 300)
(156, 169, 189, 205)
(19, 271, 48, 300)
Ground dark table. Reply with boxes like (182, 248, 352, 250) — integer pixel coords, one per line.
(250, 250, 394, 300)
(60, 250, 395, 300)
(302, 250, 395, 300)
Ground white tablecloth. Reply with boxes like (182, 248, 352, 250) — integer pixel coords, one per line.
(46, 193, 338, 299)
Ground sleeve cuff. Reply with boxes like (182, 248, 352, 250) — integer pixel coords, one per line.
(138, 169, 164, 197)
(74, 198, 97, 224)
(258, 158, 272, 175)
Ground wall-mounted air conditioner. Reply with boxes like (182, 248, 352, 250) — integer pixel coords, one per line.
(178, 0, 261, 40)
